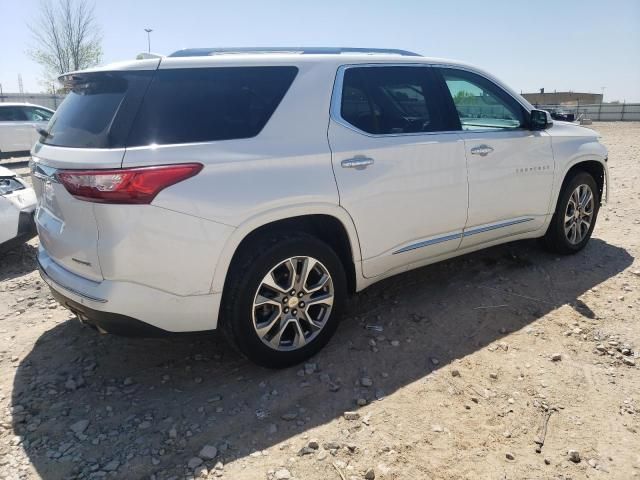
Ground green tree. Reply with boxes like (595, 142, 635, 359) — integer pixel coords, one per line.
(454, 90, 479, 105)
(28, 0, 102, 83)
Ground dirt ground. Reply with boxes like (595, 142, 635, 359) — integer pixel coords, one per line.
(0, 122, 638, 480)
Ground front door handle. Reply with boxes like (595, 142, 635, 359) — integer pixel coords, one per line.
(341, 157, 375, 169)
(470, 145, 494, 156)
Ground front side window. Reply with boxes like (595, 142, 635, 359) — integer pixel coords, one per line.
(440, 68, 524, 130)
(0, 107, 28, 122)
(126, 66, 298, 146)
(340, 66, 443, 135)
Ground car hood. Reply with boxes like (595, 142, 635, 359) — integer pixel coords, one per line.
(0, 166, 17, 178)
(548, 121, 600, 138)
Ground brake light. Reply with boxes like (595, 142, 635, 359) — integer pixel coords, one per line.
(56, 163, 203, 204)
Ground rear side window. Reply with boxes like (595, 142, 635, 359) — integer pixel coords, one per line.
(0, 107, 28, 121)
(126, 66, 298, 146)
(43, 71, 153, 148)
(340, 66, 444, 135)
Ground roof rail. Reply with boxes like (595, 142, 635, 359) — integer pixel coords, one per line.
(168, 47, 421, 58)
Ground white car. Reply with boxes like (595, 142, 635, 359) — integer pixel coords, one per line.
(31, 47, 608, 367)
(0, 103, 54, 154)
(0, 166, 37, 251)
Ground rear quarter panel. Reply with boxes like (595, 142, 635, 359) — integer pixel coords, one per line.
(121, 61, 340, 225)
(93, 204, 233, 296)
(121, 60, 347, 294)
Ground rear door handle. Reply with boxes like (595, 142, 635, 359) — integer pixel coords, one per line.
(341, 157, 374, 169)
(470, 145, 494, 156)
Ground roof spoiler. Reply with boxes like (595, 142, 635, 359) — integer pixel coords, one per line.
(136, 52, 163, 60)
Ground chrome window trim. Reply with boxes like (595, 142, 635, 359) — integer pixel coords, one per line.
(330, 63, 533, 138)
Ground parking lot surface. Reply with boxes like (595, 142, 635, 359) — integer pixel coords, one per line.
(1, 123, 638, 480)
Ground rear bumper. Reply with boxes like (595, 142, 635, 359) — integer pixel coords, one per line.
(48, 287, 168, 336)
(38, 248, 222, 335)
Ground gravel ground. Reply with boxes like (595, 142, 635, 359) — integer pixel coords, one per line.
(1, 122, 638, 480)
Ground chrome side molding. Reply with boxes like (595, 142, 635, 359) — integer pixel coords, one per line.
(393, 217, 535, 255)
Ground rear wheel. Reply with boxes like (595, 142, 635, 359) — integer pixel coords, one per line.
(221, 233, 346, 368)
(543, 171, 600, 254)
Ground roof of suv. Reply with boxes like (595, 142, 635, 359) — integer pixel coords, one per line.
(61, 47, 476, 77)
(57, 47, 532, 110)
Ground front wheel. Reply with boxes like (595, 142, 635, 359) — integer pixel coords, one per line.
(542, 171, 600, 254)
(221, 233, 346, 368)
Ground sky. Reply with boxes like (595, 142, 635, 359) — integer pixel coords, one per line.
(1, 0, 639, 101)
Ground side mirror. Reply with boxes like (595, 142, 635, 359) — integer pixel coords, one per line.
(530, 109, 553, 131)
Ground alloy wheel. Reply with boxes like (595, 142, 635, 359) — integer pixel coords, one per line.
(252, 256, 334, 351)
(564, 184, 595, 245)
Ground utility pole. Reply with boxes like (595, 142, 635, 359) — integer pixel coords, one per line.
(598, 86, 605, 121)
(144, 28, 153, 53)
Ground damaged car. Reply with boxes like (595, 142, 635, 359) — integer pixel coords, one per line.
(0, 166, 37, 252)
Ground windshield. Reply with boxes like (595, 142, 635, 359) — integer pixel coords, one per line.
(0, 177, 25, 195)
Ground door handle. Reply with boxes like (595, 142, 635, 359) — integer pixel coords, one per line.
(470, 145, 494, 156)
(341, 157, 374, 169)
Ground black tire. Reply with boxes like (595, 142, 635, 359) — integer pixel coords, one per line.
(542, 171, 600, 254)
(220, 232, 346, 368)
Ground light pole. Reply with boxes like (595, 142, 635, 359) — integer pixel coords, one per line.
(144, 28, 153, 53)
(598, 86, 605, 120)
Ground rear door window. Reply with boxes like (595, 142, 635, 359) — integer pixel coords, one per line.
(0, 107, 28, 121)
(126, 66, 298, 146)
(340, 66, 446, 135)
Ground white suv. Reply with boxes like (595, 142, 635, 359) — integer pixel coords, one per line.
(0, 103, 54, 153)
(31, 47, 608, 367)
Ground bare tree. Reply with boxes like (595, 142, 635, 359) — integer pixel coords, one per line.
(28, 0, 102, 82)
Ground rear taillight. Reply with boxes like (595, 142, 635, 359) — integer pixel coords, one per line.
(56, 163, 203, 204)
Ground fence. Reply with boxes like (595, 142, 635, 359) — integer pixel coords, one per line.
(0, 93, 66, 110)
(536, 103, 640, 122)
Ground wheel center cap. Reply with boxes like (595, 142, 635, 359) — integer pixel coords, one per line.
(288, 297, 299, 308)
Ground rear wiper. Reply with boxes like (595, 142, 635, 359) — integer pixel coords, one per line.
(36, 127, 53, 139)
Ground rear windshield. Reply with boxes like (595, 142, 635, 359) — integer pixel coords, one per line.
(42, 66, 297, 149)
(126, 66, 298, 146)
(43, 71, 152, 148)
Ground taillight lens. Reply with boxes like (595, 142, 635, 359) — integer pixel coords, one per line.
(56, 163, 203, 204)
